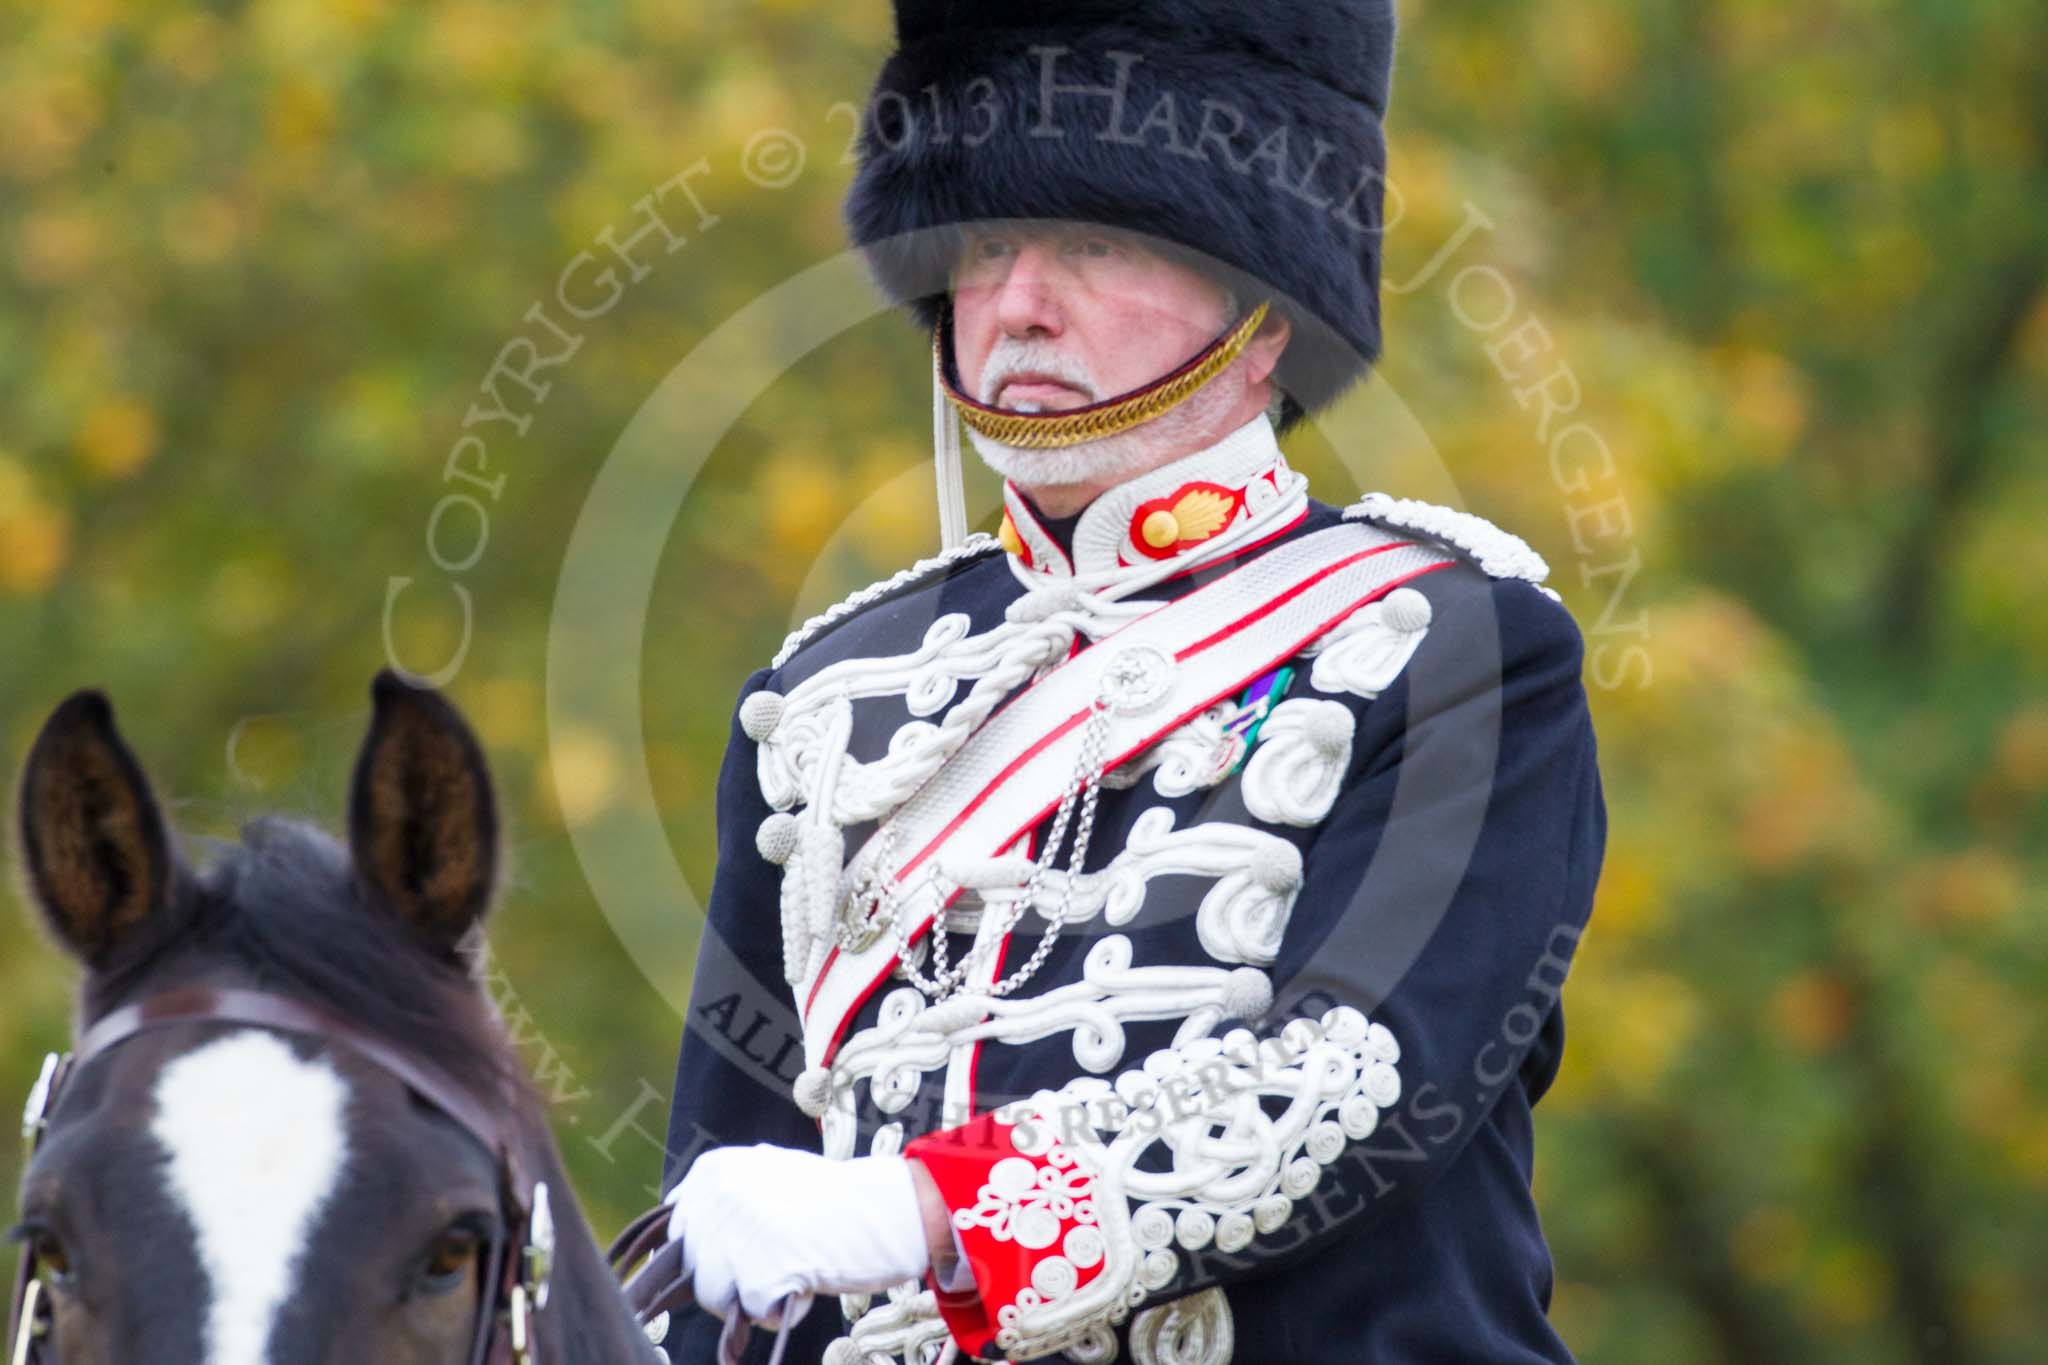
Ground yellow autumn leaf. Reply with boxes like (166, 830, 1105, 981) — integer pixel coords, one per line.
(547, 725, 622, 828)
(0, 457, 71, 593)
(1994, 704, 2048, 794)
(1769, 970, 1856, 1056)
(470, 676, 544, 753)
(759, 446, 844, 559)
(76, 397, 160, 481)
(16, 202, 101, 286)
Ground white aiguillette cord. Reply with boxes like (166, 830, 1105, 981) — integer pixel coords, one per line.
(933, 360, 969, 550)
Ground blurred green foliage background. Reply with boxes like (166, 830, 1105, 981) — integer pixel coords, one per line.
(2, 1, 2044, 1361)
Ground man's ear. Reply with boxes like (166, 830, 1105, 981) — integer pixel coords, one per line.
(347, 670, 500, 958)
(1246, 310, 1292, 387)
(14, 690, 177, 967)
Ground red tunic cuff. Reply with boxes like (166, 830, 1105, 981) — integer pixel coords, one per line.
(905, 1111, 1108, 1360)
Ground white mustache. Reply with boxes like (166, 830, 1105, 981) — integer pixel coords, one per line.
(979, 343, 1098, 407)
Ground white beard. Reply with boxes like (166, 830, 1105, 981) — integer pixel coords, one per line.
(966, 354, 1256, 489)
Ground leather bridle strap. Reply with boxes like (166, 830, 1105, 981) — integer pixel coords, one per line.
(77, 987, 533, 1365)
(73, 987, 522, 1180)
(12, 987, 535, 1365)
(608, 1207, 795, 1365)
(13, 985, 798, 1365)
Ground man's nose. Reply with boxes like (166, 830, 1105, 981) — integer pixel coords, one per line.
(993, 241, 1066, 338)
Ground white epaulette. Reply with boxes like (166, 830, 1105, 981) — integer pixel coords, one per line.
(1342, 492, 1563, 603)
(770, 533, 1005, 670)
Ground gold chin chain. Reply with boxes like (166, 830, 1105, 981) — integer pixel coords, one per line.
(936, 300, 1272, 450)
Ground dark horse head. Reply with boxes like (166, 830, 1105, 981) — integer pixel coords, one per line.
(7, 672, 655, 1365)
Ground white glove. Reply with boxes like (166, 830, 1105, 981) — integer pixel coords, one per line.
(662, 1145, 932, 1325)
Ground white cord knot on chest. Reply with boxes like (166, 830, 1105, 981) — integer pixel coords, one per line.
(1006, 582, 1087, 624)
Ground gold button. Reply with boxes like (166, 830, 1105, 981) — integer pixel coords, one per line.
(999, 515, 1024, 557)
(1141, 509, 1180, 549)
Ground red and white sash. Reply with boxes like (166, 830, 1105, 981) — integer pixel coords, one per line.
(799, 522, 1458, 1066)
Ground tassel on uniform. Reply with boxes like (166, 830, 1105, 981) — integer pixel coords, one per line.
(804, 818, 848, 982)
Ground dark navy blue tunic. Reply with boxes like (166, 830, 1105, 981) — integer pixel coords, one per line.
(659, 496, 1606, 1364)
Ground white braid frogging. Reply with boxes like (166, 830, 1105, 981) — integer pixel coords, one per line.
(865, 693, 1111, 1004)
(965, 1004, 1402, 1360)
(755, 461, 1314, 993)
(745, 479, 1560, 1363)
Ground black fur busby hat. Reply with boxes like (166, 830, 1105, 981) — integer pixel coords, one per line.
(843, 0, 1398, 431)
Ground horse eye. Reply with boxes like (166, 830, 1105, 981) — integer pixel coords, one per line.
(415, 1225, 481, 1294)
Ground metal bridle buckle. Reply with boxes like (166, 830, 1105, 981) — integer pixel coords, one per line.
(11, 1054, 63, 1365)
(507, 1180, 555, 1365)
(523, 1182, 555, 1311)
(20, 1054, 63, 1157)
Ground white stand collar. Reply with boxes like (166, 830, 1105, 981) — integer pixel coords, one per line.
(998, 415, 1309, 582)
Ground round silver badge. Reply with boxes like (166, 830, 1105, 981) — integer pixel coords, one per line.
(1101, 643, 1176, 715)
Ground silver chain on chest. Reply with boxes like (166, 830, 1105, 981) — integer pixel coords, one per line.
(839, 698, 1113, 1003)
(834, 640, 1174, 1003)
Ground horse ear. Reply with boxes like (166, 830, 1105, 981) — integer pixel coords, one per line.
(347, 670, 500, 957)
(14, 690, 177, 966)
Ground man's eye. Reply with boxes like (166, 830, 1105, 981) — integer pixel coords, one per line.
(1071, 237, 1118, 258)
(975, 238, 1013, 260)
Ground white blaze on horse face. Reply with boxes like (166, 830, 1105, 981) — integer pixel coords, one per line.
(150, 1032, 351, 1365)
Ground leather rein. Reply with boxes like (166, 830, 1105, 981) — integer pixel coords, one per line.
(7, 986, 790, 1365)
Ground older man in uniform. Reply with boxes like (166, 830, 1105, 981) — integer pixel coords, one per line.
(656, 2, 1606, 1362)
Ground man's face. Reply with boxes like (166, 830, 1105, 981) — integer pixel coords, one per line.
(948, 223, 1236, 411)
